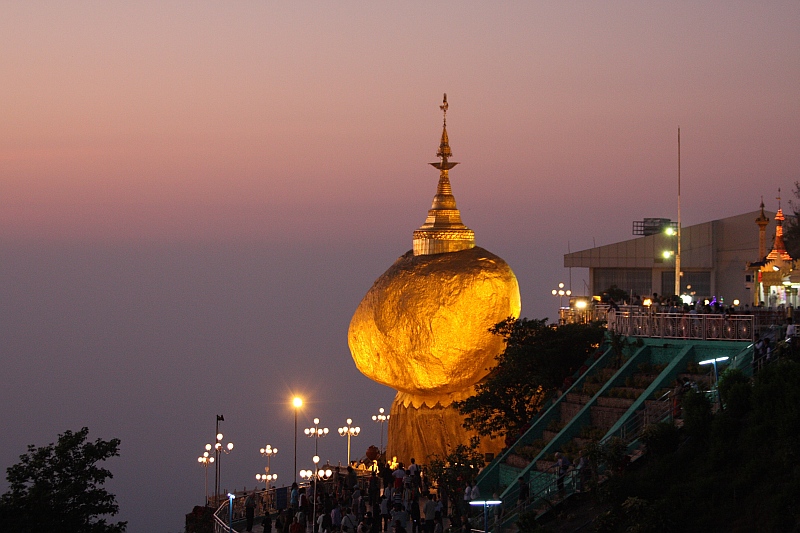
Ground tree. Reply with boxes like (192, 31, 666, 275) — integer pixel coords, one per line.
(426, 440, 485, 522)
(783, 181, 800, 259)
(0, 427, 126, 532)
(454, 318, 605, 442)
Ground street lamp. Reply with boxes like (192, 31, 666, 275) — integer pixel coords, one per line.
(469, 500, 503, 533)
(372, 408, 390, 455)
(699, 356, 730, 407)
(551, 282, 572, 323)
(293, 396, 303, 482)
(260, 444, 278, 475)
(256, 473, 278, 487)
(209, 415, 233, 507)
(300, 455, 333, 533)
(197, 451, 215, 505)
(338, 418, 361, 465)
(210, 438, 234, 506)
(227, 493, 235, 533)
(304, 418, 329, 455)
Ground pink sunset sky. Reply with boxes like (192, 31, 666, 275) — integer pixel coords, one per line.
(4, 2, 798, 246)
(2, 2, 799, 531)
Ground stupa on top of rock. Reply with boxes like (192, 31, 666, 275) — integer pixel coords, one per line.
(348, 94, 521, 463)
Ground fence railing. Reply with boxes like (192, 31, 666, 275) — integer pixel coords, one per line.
(615, 389, 673, 445)
(211, 485, 285, 533)
(608, 312, 755, 342)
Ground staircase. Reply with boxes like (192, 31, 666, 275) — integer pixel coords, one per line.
(474, 336, 755, 530)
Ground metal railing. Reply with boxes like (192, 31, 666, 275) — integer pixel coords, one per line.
(615, 390, 673, 445)
(490, 466, 582, 530)
(608, 312, 754, 342)
(211, 485, 285, 533)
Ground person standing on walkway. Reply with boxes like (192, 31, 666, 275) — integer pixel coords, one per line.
(290, 516, 303, 533)
(291, 483, 300, 510)
(555, 453, 571, 497)
(245, 490, 257, 532)
(422, 494, 436, 533)
(516, 477, 529, 507)
(342, 507, 358, 533)
(263, 508, 273, 533)
(460, 482, 471, 521)
(331, 503, 343, 532)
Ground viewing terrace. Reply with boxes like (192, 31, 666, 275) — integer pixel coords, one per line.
(561, 304, 789, 343)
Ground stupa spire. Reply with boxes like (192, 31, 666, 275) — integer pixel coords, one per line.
(755, 196, 770, 260)
(412, 94, 475, 256)
(767, 188, 792, 261)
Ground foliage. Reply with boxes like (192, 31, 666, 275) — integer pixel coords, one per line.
(591, 497, 666, 533)
(600, 285, 628, 304)
(586, 359, 800, 531)
(455, 318, 605, 441)
(426, 440, 484, 520)
(0, 427, 126, 533)
(783, 181, 800, 259)
(679, 388, 712, 440)
(640, 422, 679, 457)
(717, 368, 752, 418)
(516, 508, 546, 533)
(599, 437, 628, 476)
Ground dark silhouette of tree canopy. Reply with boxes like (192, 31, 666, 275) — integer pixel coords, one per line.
(783, 181, 800, 259)
(454, 318, 605, 442)
(0, 427, 126, 532)
(593, 358, 800, 531)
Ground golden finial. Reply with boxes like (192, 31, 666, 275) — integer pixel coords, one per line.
(435, 93, 454, 163)
(777, 188, 782, 210)
(413, 93, 474, 256)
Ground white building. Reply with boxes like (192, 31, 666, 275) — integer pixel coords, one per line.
(563, 209, 785, 306)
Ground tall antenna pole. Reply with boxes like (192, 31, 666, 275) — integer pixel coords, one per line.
(675, 128, 681, 297)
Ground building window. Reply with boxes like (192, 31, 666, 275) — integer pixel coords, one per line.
(594, 269, 652, 298)
(662, 271, 711, 298)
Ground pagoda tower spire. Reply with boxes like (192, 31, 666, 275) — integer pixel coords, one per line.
(755, 196, 770, 260)
(412, 94, 476, 256)
(767, 189, 792, 262)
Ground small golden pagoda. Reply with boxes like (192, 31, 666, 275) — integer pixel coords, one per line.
(748, 192, 795, 306)
(412, 94, 476, 256)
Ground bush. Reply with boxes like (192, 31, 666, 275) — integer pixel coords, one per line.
(681, 389, 712, 439)
(717, 368, 752, 417)
(641, 422, 680, 457)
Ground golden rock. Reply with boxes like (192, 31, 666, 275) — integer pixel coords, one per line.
(347, 246, 521, 399)
(348, 95, 521, 463)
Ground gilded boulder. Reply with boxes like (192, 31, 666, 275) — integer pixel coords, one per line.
(348, 246, 520, 396)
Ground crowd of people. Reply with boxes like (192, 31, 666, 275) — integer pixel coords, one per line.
(257, 460, 455, 533)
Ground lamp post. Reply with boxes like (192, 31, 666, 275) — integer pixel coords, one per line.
(676, 128, 682, 298)
(227, 493, 235, 533)
(197, 451, 215, 505)
(469, 500, 503, 533)
(260, 444, 278, 475)
(371, 408, 389, 455)
(212, 415, 223, 506)
(256, 473, 278, 488)
(551, 283, 571, 324)
(699, 356, 729, 407)
(304, 418, 329, 455)
(338, 419, 361, 465)
(292, 396, 303, 483)
(300, 455, 333, 533)
(210, 438, 234, 506)
(209, 415, 233, 507)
